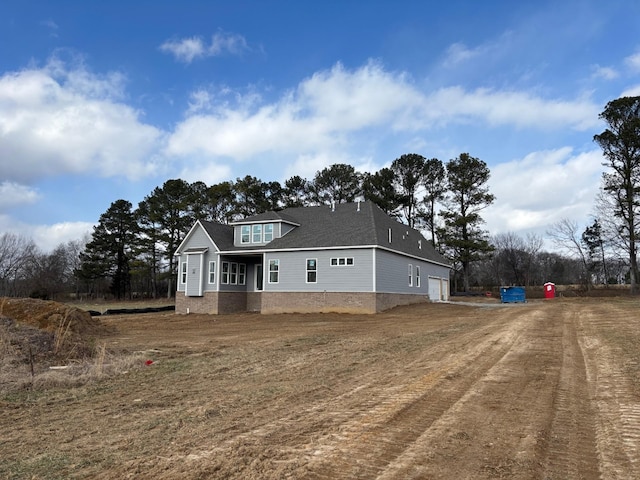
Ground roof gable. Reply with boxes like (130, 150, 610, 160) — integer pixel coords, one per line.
(175, 220, 233, 254)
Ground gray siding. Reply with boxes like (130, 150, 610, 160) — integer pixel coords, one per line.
(375, 248, 449, 295)
(186, 253, 204, 296)
(264, 248, 374, 292)
(177, 224, 220, 294)
(188, 226, 216, 250)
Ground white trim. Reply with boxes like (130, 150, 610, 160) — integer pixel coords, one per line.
(372, 249, 376, 292)
(216, 244, 451, 269)
(306, 258, 317, 283)
(198, 253, 204, 296)
(268, 259, 280, 284)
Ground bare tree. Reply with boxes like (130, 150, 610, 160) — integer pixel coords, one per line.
(547, 219, 590, 289)
(0, 233, 37, 297)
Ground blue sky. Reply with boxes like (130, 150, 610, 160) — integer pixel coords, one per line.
(1, 0, 640, 251)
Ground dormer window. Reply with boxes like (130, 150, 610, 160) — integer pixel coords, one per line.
(241, 225, 250, 244)
(252, 224, 262, 243)
(264, 223, 274, 242)
(238, 222, 276, 245)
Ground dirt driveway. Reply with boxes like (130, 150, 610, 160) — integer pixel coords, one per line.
(2, 298, 640, 479)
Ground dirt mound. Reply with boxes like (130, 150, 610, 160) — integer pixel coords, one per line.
(0, 297, 107, 336)
(0, 297, 112, 361)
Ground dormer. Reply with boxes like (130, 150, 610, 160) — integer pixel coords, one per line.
(230, 212, 299, 247)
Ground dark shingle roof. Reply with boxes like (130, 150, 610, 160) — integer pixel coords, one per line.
(264, 202, 449, 265)
(196, 202, 449, 266)
(231, 211, 300, 225)
(199, 222, 234, 251)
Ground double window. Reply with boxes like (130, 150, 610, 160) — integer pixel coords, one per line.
(221, 261, 246, 285)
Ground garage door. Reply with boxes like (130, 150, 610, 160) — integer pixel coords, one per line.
(428, 277, 442, 301)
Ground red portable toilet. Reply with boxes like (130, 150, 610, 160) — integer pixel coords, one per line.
(544, 282, 555, 299)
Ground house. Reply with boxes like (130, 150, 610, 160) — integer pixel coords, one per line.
(174, 201, 451, 314)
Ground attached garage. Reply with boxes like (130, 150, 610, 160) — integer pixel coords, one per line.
(427, 277, 449, 302)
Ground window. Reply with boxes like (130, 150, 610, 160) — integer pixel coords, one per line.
(416, 266, 421, 287)
(306, 258, 317, 283)
(238, 264, 246, 285)
(241, 225, 250, 244)
(209, 261, 216, 284)
(252, 224, 262, 243)
(408, 264, 413, 287)
(230, 263, 238, 284)
(221, 261, 245, 285)
(269, 259, 279, 283)
(221, 262, 229, 284)
(181, 262, 187, 284)
(330, 257, 354, 266)
(263, 223, 274, 242)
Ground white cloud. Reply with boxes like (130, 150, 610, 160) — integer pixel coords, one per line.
(159, 37, 206, 63)
(0, 182, 40, 209)
(443, 42, 482, 67)
(160, 31, 250, 63)
(486, 148, 603, 235)
(621, 85, 640, 97)
(166, 61, 601, 165)
(32, 221, 94, 252)
(591, 64, 619, 80)
(0, 60, 164, 183)
(0, 214, 93, 252)
(625, 51, 640, 72)
(178, 161, 233, 186)
(423, 87, 600, 131)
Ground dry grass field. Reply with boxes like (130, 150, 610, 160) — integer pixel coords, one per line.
(1, 296, 640, 479)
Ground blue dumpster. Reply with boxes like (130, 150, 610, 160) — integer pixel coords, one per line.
(500, 286, 526, 303)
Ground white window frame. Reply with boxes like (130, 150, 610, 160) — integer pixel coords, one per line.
(208, 261, 216, 284)
(306, 258, 317, 283)
(252, 224, 263, 243)
(238, 263, 246, 285)
(221, 262, 230, 284)
(181, 261, 187, 284)
(230, 263, 238, 284)
(269, 259, 279, 283)
(408, 264, 413, 287)
(240, 225, 250, 244)
(263, 223, 274, 242)
(330, 257, 354, 266)
(416, 266, 421, 287)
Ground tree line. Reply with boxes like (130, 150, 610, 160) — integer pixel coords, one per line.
(1, 95, 639, 300)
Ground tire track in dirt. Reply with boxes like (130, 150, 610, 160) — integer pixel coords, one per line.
(300, 309, 527, 479)
(539, 307, 601, 480)
(366, 307, 565, 479)
(163, 309, 518, 478)
(577, 302, 640, 479)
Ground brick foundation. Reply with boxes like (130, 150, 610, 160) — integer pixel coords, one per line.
(176, 291, 429, 315)
(260, 292, 429, 314)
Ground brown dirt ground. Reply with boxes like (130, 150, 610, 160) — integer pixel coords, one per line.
(1, 297, 640, 479)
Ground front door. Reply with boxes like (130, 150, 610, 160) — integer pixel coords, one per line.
(256, 264, 263, 291)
